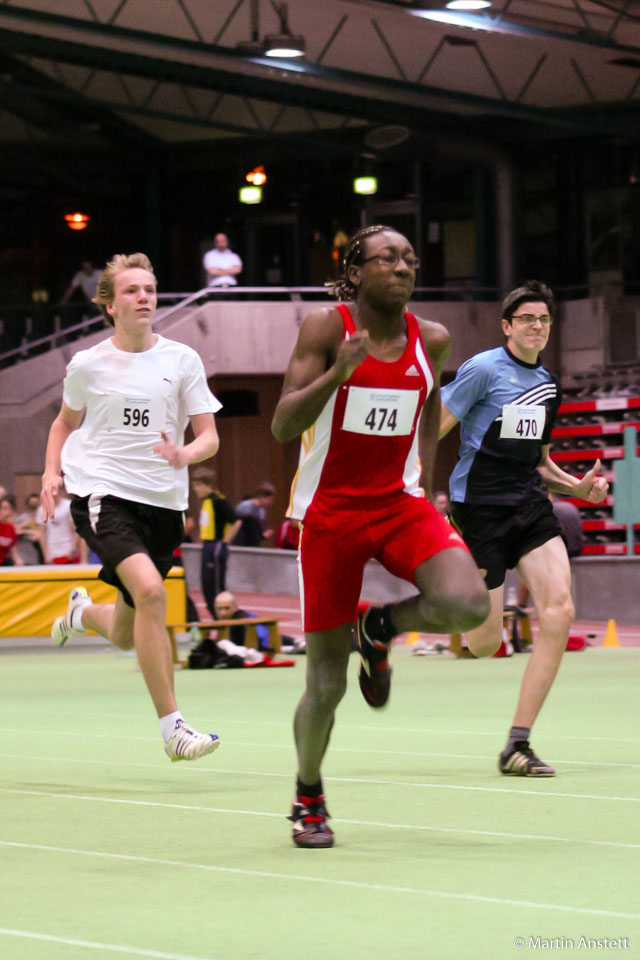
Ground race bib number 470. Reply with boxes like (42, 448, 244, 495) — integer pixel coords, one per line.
(107, 395, 165, 432)
(342, 387, 420, 436)
(500, 403, 546, 440)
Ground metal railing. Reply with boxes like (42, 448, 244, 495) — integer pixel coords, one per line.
(3, 280, 635, 369)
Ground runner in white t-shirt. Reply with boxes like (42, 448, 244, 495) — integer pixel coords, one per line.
(41, 252, 222, 763)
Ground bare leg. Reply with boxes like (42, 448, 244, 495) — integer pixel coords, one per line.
(294, 624, 353, 785)
(115, 553, 178, 718)
(511, 537, 573, 728)
(82, 593, 135, 651)
(464, 584, 505, 658)
(389, 548, 489, 635)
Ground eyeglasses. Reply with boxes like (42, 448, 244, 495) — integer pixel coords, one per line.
(361, 252, 420, 270)
(511, 313, 553, 326)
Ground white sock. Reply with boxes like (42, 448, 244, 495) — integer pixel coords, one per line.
(70, 605, 87, 631)
(159, 710, 183, 744)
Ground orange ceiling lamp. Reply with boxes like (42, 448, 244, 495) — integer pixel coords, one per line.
(64, 212, 90, 231)
(246, 165, 267, 186)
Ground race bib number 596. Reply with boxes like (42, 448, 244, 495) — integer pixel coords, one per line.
(342, 387, 419, 436)
(107, 395, 165, 432)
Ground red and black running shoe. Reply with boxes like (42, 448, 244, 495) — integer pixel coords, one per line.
(288, 795, 334, 848)
(356, 608, 392, 708)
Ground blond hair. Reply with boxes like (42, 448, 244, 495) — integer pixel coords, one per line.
(93, 252, 155, 326)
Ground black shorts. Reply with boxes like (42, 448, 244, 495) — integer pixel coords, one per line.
(449, 497, 563, 590)
(70, 494, 184, 608)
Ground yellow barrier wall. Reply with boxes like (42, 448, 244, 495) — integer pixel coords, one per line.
(0, 565, 186, 637)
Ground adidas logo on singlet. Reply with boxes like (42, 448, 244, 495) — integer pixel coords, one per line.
(405, 364, 420, 377)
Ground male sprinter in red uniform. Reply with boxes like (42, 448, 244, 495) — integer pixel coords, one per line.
(272, 225, 490, 848)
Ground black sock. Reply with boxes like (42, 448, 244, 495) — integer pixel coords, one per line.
(363, 604, 397, 645)
(296, 776, 323, 799)
(505, 725, 530, 754)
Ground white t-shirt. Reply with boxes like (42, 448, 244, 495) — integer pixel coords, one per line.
(35, 497, 76, 559)
(72, 269, 102, 301)
(61, 335, 221, 511)
(203, 248, 242, 286)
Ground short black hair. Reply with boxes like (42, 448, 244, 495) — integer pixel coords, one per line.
(501, 279, 555, 323)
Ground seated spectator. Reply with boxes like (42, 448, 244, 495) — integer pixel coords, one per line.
(0, 495, 24, 566)
(232, 482, 275, 547)
(213, 591, 271, 650)
(13, 491, 45, 564)
(213, 591, 300, 653)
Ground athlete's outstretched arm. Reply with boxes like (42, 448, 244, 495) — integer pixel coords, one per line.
(271, 308, 368, 444)
(41, 401, 85, 521)
(416, 320, 451, 499)
(537, 447, 609, 502)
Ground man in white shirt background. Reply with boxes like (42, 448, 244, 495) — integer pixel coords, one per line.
(202, 233, 243, 287)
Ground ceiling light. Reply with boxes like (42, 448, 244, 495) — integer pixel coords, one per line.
(64, 212, 90, 231)
(446, 1, 491, 8)
(263, 34, 305, 57)
(354, 176, 378, 196)
(264, 3, 305, 58)
(239, 185, 262, 204)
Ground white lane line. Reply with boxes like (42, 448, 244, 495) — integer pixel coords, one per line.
(1, 759, 638, 803)
(0, 729, 636, 768)
(0, 928, 215, 960)
(1, 840, 638, 921)
(0, 709, 638, 743)
(1, 789, 638, 850)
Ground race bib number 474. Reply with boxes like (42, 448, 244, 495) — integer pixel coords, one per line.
(342, 387, 420, 436)
(500, 403, 546, 440)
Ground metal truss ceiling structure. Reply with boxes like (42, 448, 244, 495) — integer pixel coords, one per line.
(2, 0, 640, 154)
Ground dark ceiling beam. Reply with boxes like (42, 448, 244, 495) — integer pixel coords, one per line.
(0, 49, 159, 150)
(0, 6, 636, 138)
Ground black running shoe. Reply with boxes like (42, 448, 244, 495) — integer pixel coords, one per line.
(499, 740, 556, 777)
(356, 609, 392, 708)
(288, 795, 334, 848)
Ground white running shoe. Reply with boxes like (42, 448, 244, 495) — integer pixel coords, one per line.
(51, 586, 92, 647)
(164, 719, 220, 762)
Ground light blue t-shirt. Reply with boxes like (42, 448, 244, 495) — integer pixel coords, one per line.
(442, 346, 561, 506)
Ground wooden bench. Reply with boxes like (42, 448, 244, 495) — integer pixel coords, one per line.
(168, 617, 281, 664)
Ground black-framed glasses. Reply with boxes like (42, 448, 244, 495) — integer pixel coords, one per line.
(361, 252, 420, 270)
(511, 313, 553, 326)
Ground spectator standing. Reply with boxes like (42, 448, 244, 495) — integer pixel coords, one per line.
(14, 491, 45, 564)
(203, 234, 243, 288)
(232, 482, 275, 546)
(549, 491, 585, 558)
(192, 467, 240, 617)
(35, 488, 84, 563)
(60, 261, 102, 307)
(0, 496, 24, 566)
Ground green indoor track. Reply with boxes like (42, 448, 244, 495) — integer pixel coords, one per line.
(1, 644, 638, 960)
